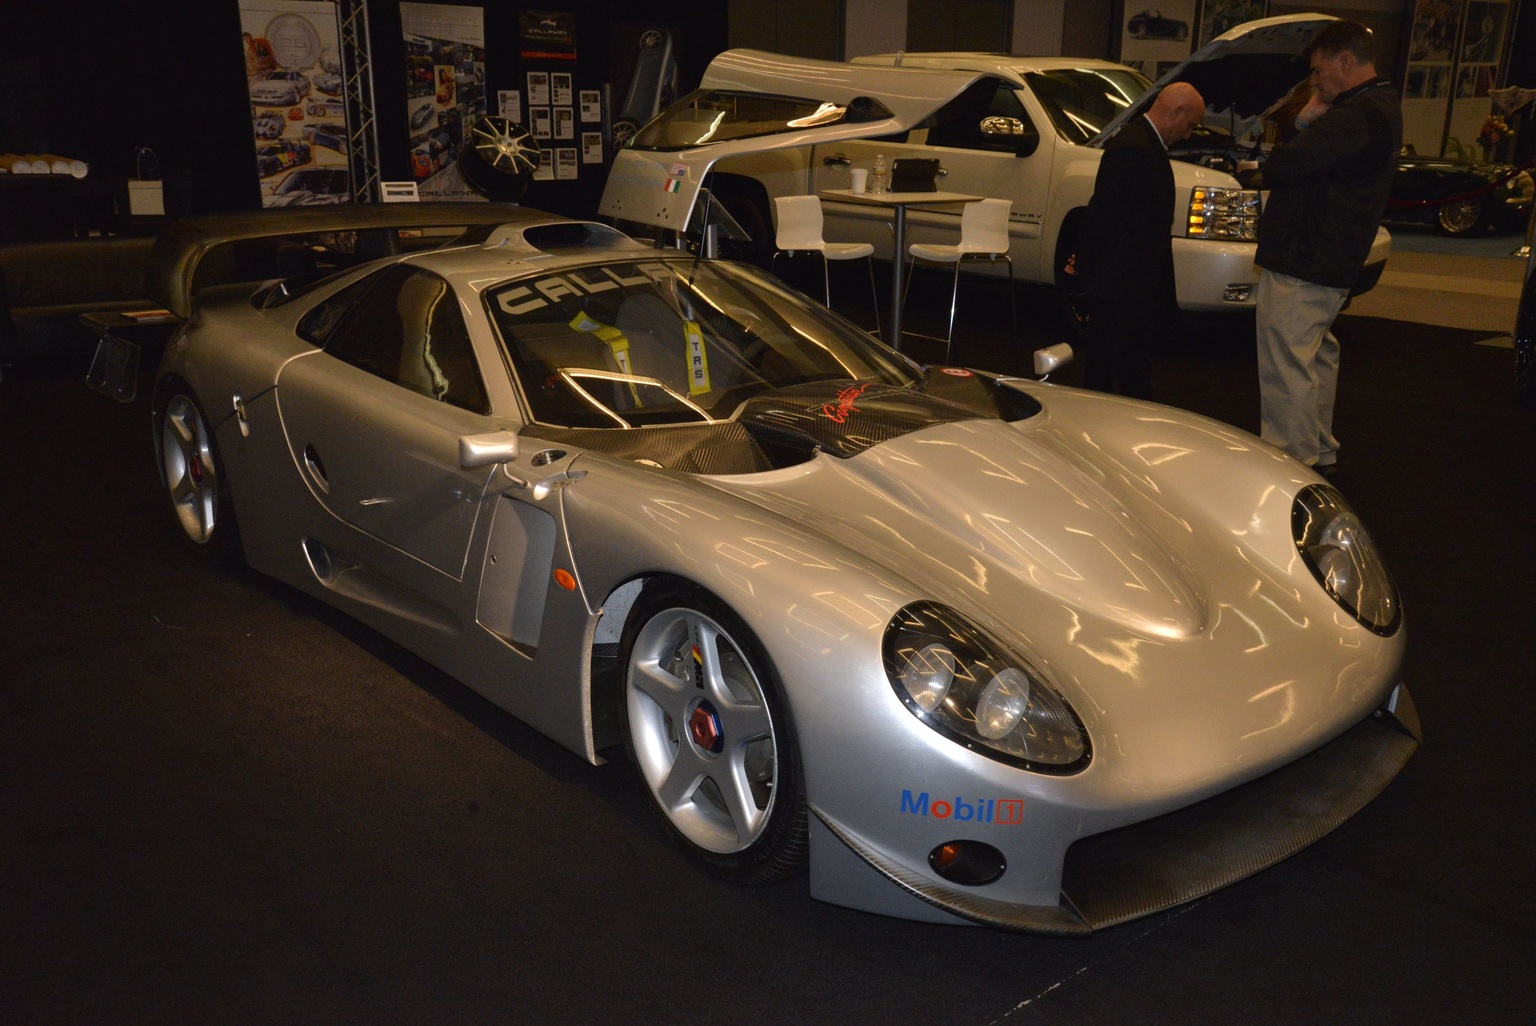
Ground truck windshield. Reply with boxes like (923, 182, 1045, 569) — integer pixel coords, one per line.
(630, 89, 891, 150)
(1024, 68, 1150, 145)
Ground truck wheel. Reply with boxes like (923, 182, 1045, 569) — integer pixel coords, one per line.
(706, 181, 774, 269)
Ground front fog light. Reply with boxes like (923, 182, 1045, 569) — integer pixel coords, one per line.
(1292, 485, 1400, 634)
(884, 603, 1089, 772)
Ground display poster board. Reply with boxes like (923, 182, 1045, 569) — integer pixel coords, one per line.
(519, 11, 577, 61)
(239, 0, 351, 207)
(1118, 0, 1197, 81)
(401, 2, 486, 201)
(1403, 0, 1511, 158)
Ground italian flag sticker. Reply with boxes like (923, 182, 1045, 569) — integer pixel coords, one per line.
(664, 178, 682, 193)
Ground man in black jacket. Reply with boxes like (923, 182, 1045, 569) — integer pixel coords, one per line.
(1074, 81, 1205, 398)
(1255, 19, 1401, 474)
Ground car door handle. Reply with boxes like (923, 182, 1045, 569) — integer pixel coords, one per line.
(822, 154, 852, 167)
(303, 443, 330, 493)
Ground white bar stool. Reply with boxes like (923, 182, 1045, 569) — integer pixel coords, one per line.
(772, 195, 881, 335)
(902, 197, 1016, 362)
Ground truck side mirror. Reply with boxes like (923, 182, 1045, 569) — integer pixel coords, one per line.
(981, 116, 1039, 158)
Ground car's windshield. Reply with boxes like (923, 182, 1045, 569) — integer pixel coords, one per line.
(1024, 67, 1150, 145)
(630, 89, 891, 150)
(486, 257, 921, 428)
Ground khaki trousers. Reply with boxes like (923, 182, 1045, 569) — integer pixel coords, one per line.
(1255, 268, 1349, 468)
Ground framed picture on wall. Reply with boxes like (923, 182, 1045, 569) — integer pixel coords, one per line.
(1120, 0, 1197, 79)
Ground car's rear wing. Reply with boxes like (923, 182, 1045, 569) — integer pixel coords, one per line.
(144, 203, 543, 319)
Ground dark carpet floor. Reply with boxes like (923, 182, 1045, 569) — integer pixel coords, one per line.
(2, 275, 1533, 1024)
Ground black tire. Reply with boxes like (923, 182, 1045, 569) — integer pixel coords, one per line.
(619, 578, 808, 884)
(153, 380, 242, 565)
(458, 116, 540, 202)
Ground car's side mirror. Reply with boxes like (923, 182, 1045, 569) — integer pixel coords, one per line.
(1033, 343, 1074, 378)
(981, 116, 1040, 158)
(459, 430, 519, 468)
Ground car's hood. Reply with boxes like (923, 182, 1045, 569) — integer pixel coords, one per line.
(599, 49, 986, 233)
(701, 384, 1401, 774)
(1095, 12, 1337, 144)
(715, 408, 1209, 640)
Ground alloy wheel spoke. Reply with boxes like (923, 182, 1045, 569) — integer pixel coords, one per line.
(656, 743, 708, 812)
(717, 746, 770, 839)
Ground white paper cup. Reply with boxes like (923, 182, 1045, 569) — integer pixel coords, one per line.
(849, 168, 868, 193)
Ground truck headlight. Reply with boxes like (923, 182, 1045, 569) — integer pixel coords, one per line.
(1292, 485, 1400, 635)
(884, 603, 1089, 773)
(1187, 186, 1261, 241)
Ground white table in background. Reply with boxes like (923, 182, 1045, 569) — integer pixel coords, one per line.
(819, 188, 983, 351)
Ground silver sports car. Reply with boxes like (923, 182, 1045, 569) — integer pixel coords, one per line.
(131, 198, 1415, 934)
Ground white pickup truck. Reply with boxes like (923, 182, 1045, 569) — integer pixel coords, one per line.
(601, 13, 1391, 313)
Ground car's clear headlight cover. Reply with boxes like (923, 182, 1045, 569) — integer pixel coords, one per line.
(884, 603, 1089, 773)
(1187, 186, 1261, 241)
(1292, 485, 1400, 635)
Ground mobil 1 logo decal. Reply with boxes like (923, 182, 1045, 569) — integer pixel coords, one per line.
(900, 790, 1023, 825)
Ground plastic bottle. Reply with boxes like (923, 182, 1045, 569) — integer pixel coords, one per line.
(871, 153, 888, 194)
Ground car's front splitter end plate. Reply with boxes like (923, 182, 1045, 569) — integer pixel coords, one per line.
(812, 684, 1419, 934)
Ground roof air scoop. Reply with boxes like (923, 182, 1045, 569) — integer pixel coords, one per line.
(482, 221, 646, 255)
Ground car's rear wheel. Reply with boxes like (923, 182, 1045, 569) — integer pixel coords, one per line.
(620, 579, 807, 883)
(611, 117, 640, 151)
(154, 384, 241, 564)
(1436, 195, 1483, 235)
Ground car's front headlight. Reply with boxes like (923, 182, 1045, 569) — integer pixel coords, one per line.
(1187, 186, 1261, 241)
(1292, 485, 1400, 635)
(883, 603, 1089, 773)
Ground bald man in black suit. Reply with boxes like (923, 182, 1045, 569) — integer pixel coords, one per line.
(1072, 82, 1205, 399)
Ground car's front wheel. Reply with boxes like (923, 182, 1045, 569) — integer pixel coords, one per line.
(620, 579, 807, 883)
(154, 382, 242, 564)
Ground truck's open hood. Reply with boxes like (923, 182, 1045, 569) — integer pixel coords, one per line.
(1094, 13, 1337, 144)
(599, 49, 985, 233)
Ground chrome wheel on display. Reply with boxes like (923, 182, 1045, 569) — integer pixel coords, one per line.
(458, 115, 540, 202)
(621, 581, 806, 882)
